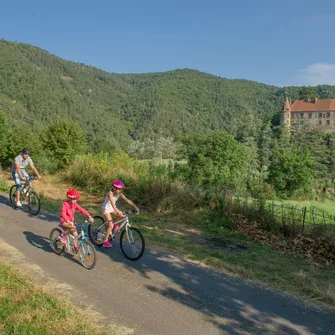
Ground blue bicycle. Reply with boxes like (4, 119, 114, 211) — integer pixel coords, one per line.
(49, 221, 97, 270)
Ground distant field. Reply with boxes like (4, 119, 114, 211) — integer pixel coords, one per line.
(276, 200, 335, 217)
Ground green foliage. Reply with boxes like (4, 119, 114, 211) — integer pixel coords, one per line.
(64, 152, 197, 210)
(183, 131, 251, 190)
(0, 111, 9, 167)
(40, 118, 87, 167)
(269, 142, 315, 197)
(128, 137, 180, 160)
(298, 86, 320, 100)
(5, 39, 334, 152)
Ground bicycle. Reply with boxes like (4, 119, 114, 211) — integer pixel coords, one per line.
(9, 175, 41, 215)
(49, 221, 97, 270)
(88, 210, 145, 261)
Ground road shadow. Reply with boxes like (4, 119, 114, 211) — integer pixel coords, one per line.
(0, 194, 45, 219)
(23, 230, 84, 268)
(94, 235, 335, 335)
(23, 231, 53, 253)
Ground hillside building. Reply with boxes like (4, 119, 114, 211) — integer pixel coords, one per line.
(280, 98, 335, 132)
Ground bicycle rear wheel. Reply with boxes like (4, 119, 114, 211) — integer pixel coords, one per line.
(88, 215, 106, 247)
(78, 240, 96, 270)
(49, 228, 65, 255)
(28, 190, 40, 215)
(120, 227, 145, 261)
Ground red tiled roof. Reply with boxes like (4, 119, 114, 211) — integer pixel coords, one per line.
(290, 99, 335, 112)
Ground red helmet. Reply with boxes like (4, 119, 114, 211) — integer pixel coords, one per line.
(67, 189, 80, 199)
(111, 180, 126, 189)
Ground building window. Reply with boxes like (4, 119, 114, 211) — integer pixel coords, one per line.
(308, 113, 312, 119)
(327, 120, 330, 126)
(319, 113, 322, 118)
(300, 113, 304, 119)
(327, 112, 331, 118)
(319, 120, 322, 125)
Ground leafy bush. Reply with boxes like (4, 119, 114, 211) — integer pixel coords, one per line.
(64, 152, 197, 211)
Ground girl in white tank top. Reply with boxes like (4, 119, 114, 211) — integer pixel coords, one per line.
(100, 180, 140, 248)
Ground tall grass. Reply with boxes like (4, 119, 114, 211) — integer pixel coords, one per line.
(64, 152, 198, 210)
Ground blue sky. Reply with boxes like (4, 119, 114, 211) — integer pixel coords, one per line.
(1, 0, 335, 86)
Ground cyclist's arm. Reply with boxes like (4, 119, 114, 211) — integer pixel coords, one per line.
(30, 163, 41, 179)
(15, 163, 26, 180)
(120, 194, 140, 212)
(74, 203, 93, 222)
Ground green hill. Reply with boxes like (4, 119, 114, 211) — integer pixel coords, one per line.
(1, 39, 335, 151)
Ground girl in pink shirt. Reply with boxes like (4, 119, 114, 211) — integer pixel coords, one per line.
(59, 189, 94, 250)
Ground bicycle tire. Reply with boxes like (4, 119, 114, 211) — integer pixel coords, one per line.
(120, 227, 145, 261)
(49, 228, 65, 255)
(9, 185, 18, 206)
(88, 215, 106, 247)
(78, 240, 97, 270)
(28, 190, 41, 215)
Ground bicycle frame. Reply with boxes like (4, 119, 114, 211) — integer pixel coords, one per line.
(93, 214, 133, 241)
(112, 216, 131, 237)
(20, 176, 36, 200)
(63, 223, 89, 251)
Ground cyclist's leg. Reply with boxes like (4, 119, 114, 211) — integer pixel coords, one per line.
(60, 223, 76, 244)
(103, 212, 113, 244)
(21, 170, 30, 193)
(12, 171, 23, 203)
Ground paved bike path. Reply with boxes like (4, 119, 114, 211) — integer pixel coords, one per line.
(0, 194, 334, 335)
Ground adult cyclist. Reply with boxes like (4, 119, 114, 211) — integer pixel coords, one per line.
(11, 148, 41, 207)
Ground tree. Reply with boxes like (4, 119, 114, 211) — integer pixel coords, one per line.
(183, 131, 251, 190)
(298, 86, 320, 100)
(268, 143, 315, 197)
(0, 111, 9, 166)
(40, 118, 87, 167)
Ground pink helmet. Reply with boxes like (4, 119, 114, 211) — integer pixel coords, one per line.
(67, 189, 80, 199)
(112, 180, 126, 189)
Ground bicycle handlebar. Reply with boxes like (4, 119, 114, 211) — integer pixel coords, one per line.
(123, 209, 140, 216)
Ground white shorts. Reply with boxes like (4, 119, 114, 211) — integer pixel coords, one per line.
(101, 205, 115, 216)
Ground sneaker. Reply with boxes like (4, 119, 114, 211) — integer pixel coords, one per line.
(15, 201, 22, 207)
(102, 241, 112, 248)
(59, 233, 67, 244)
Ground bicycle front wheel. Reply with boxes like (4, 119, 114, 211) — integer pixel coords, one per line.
(9, 185, 18, 206)
(88, 215, 106, 247)
(28, 190, 40, 215)
(120, 227, 145, 261)
(78, 240, 96, 270)
(49, 228, 65, 255)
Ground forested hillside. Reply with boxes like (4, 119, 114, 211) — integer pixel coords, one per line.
(2, 39, 335, 151)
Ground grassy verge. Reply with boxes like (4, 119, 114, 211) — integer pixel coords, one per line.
(0, 261, 112, 335)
